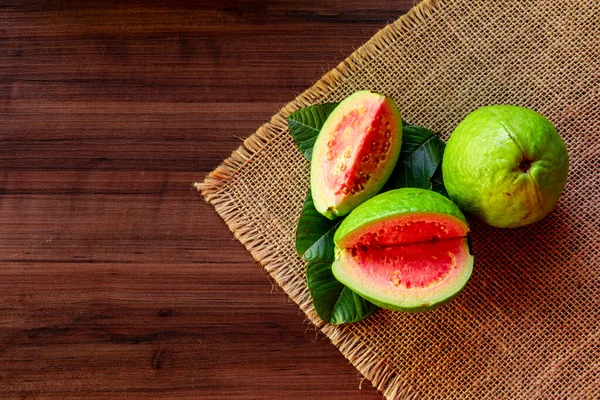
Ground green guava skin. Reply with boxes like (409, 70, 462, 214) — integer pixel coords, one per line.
(442, 105, 569, 228)
(332, 188, 473, 313)
(311, 91, 402, 220)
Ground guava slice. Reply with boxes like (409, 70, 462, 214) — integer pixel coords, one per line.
(310, 91, 402, 220)
(332, 188, 474, 312)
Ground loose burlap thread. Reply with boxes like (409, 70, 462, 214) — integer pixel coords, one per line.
(196, 0, 599, 398)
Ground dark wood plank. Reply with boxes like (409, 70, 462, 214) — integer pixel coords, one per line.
(0, 1, 412, 398)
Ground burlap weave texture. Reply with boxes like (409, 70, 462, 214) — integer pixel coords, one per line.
(198, 0, 599, 398)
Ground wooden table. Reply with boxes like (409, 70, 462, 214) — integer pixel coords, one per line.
(0, 2, 412, 398)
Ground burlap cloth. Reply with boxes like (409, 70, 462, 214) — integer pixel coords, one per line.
(196, 0, 599, 398)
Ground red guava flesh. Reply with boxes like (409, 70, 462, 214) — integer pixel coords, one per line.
(324, 107, 395, 198)
(311, 92, 402, 219)
(333, 213, 473, 312)
(348, 238, 468, 290)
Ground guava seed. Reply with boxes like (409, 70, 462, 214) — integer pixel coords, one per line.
(391, 271, 402, 287)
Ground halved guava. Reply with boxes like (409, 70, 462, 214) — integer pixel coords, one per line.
(310, 91, 402, 220)
(332, 188, 474, 312)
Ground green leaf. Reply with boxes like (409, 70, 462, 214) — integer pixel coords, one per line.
(385, 125, 446, 191)
(287, 102, 340, 161)
(430, 142, 449, 197)
(295, 190, 341, 261)
(307, 261, 379, 324)
(304, 219, 343, 261)
(330, 287, 380, 325)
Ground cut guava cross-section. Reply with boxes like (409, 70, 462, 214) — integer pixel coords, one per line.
(311, 91, 402, 219)
(332, 188, 474, 313)
(337, 237, 471, 310)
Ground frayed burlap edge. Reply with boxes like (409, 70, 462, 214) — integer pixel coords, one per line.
(194, 1, 445, 398)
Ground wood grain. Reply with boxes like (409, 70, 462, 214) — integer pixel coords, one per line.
(0, 1, 413, 398)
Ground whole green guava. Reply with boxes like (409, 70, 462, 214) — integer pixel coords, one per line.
(442, 105, 568, 228)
